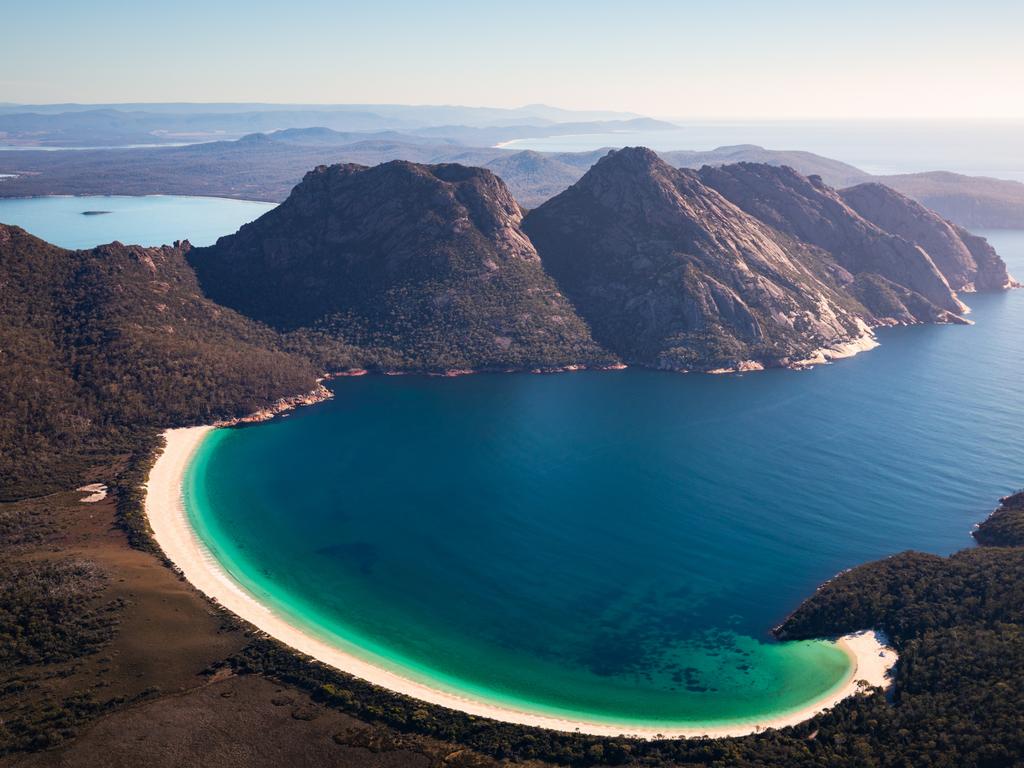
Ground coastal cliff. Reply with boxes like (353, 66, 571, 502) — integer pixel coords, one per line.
(521, 147, 872, 371)
(840, 182, 1016, 291)
(698, 163, 969, 325)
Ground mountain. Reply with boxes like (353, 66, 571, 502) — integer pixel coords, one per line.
(662, 144, 870, 188)
(521, 147, 873, 371)
(875, 170, 1024, 230)
(840, 182, 1016, 291)
(188, 149, 1007, 375)
(522, 149, 1012, 371)
(189, 161, 611, 371)
(0, 224, 319, 499)
(0, 105, 670, 148)
(482, 150, 588, 209)
(246, 127, 450, 147)
(0, 107, 404, 147)
(697, 163, 970, 324)
(408, 117, 678, 147)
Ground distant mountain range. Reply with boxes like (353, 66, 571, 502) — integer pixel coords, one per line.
(0, 103, 666, 147)
(3, 128, 1024, 229)
(0, 102, 646, 123)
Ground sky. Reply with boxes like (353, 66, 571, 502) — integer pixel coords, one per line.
(2, 0, 1023, 120)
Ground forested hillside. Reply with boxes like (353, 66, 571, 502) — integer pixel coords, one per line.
(0, 224, 320, 499)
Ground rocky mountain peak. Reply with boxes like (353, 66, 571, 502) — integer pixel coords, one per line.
(573, 146, 679, 196)
(189, 160, 609, 371)
(184, 150, 1008, 374)
(523, 151, 873, 371)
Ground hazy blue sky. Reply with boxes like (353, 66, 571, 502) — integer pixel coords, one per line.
(3, 0, 1022, 119)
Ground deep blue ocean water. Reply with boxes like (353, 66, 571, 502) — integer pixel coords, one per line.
(185, 232, 1024, 726)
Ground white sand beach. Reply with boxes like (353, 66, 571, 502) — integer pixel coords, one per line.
(145, 425, 898, 739)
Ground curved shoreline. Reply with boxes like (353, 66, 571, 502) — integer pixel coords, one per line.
(145, 425, 898, 739)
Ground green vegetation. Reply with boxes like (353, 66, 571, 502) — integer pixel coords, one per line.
(0, 559, 117, 669)
(0, 554, 129, 754)
(0, 224, 319, 500)
(972, 491, 1024, 547)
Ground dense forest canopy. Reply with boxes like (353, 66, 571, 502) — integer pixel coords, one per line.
(0, 224, 319, 499)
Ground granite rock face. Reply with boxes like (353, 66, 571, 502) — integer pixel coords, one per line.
(190, 150, 1008, 374)
(953, 226, 1019, 291)
(840, 182, 1015, 291)
(522, 148, 871, 371)
(189, 161, 610, 371)
(698, 163, 968, 324)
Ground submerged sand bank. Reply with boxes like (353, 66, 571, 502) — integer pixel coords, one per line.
(145, 425, 897, 739)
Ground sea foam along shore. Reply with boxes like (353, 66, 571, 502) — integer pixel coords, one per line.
(145, 425, 898, 739)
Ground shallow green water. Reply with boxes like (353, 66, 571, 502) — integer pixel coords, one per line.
(181, 231, 1024, 728)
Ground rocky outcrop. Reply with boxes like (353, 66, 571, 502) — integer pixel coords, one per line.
(840, 182, 1015, 291)
(522, 148, 872, 371)
(698, 164, 968, 324)
(952, 225, 1018, 290)
(213, 382, 334, 426)
(190, 161, 611, 371)
(972, 491, 1024, 547)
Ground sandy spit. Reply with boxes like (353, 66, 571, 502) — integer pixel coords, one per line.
(145, 425, 897, 739)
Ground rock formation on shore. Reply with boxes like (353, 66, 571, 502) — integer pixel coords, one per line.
(840, 182, 1016, 292)
(521, 147, 872, 370)
(697, 163, 970, 325)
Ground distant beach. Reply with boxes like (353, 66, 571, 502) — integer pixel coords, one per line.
(145, 425, 897, 738)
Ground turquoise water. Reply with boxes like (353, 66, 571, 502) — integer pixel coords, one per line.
(0, 195, 275, 249)
(183, 233, 1024, 728)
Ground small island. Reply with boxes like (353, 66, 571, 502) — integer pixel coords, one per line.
(81, 210, 112, 216)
